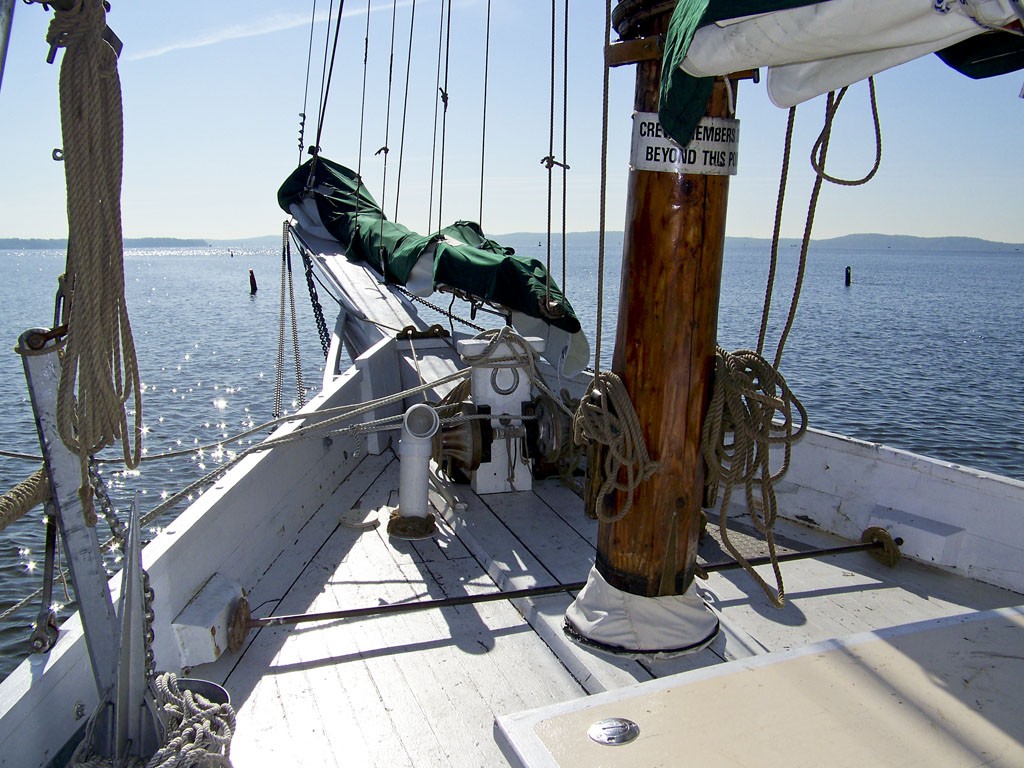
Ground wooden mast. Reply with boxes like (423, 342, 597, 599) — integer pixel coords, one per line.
(596, 5, 733, 598)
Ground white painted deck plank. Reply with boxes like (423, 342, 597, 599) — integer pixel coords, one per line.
(441, 481, 661, 694)
(226, 456, 587, 768)
(695, 518, 1021, 657)
(209, 446, 1023, 768)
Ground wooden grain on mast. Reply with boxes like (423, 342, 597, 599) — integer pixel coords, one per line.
(599, 5, 732, 598)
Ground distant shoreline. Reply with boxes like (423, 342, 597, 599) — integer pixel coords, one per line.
(0, 237, 210, 249)
(2, 232, 1022, 252)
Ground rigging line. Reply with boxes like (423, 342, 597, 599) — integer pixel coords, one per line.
(437, 0, 453, 231)
(757, 106, 796, 357)
(774, 90, 839, 370)
(352, 0, 375, 273)
(478, 0, 492, 226)
(356, 0, 372, 182)
(309, 0, 348, 185)
(314, 0, 334, 156)
(427, 0, 446, 234)
(375, 0, 400, 279)
(378, 0, 399, 213)
(595, 0, 611, 374)
(560, 0, 569, 291)
(544, 0, 557, 308)
(394, 0, 417, 221)
(286, 233, 307, 408)
(299, 0, 320, 163)
(274, 227, 288, 419)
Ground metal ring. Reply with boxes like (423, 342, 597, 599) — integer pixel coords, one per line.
(490, 366, 520, 396)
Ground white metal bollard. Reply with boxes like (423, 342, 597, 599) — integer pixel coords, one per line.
(388, 403, 440, 539)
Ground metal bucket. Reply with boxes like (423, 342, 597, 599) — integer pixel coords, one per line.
(176, 677, 230, 706)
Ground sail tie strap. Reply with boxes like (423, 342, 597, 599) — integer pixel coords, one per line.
(46, 0, 142, 526)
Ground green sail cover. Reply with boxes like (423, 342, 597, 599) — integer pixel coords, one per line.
(278, 156, 580, 334)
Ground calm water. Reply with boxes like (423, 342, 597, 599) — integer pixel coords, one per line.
(1, 238, 1022, 678)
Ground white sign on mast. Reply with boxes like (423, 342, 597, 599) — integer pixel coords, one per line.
(630, 112, 740, 176)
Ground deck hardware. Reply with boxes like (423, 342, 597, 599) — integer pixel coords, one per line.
(396, 324, 450, 340)
(860, 526, 902, 567)
(588, 717, 640, 746)
(606, 35, 664, 67)
(388, 404, 441, 540)
(29, 504, 60, 654)
(434, 401, 483, 474)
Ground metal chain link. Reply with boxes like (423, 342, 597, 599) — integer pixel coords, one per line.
(298, 239, 332, 358)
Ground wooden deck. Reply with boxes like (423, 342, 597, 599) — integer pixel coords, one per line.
(198, 450, 1022, 767)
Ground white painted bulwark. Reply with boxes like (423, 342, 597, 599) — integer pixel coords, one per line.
(768, 427, 1024, 593)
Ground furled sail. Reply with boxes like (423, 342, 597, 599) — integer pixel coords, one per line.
(278, 155, 581, 335)
(659, 0, 1024, 144)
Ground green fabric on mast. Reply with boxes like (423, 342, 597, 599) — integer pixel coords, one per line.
(278, 156, 581, 334)
(658, 0, 818, 146)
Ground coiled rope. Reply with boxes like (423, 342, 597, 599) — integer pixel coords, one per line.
(69, 672, 236, 767)
(46, 0, 142, 526)
(703, 80, 880, 607)
(573, 371, 659, 523)
(701, 349, 806, 607)
(146, 674, 236, 768)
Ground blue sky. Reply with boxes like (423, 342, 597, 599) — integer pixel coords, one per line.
(1, 1, 1022, 243)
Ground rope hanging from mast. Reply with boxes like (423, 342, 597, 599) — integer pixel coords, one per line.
(704, 79, 882, 607)
(275, 223, 306, 419)
(46, 0, 141, 526)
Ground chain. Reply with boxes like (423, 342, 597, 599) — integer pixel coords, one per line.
(142, 568, 156, 680)
(89, 461, 126, 548)
(90, 461, 156, 677)
(298, 237, 332, 358)
(396, 286, 486, 332)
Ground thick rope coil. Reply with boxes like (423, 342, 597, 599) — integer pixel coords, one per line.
(701, 347, 807, 607)
(68, 673, 235, 768)
(146, 674, 236, 768)
(573, 371, 659, 523)
(47, 0, 142, 527)
(0, 468, 50, 534)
